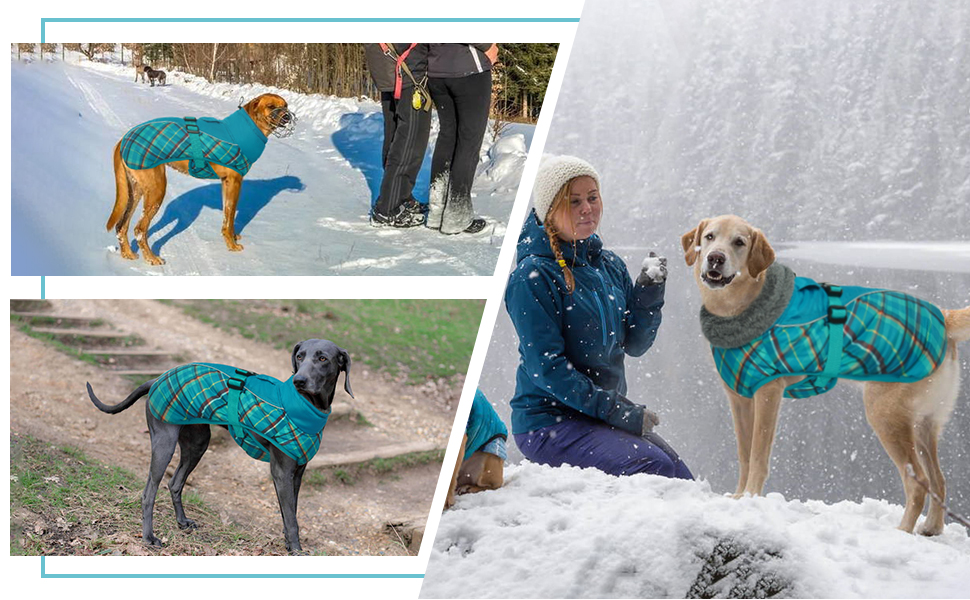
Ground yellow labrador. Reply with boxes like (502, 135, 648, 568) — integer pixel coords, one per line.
(681, 214, 970, 535)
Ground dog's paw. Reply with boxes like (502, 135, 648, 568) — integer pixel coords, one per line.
(120, 247, 138, 261)
(144, 534, 165, 547)
(178, 518, 199, 531)
(144, 255, 166, 266)
(917, 520, 944, 536)
(226, 241, 245, 252)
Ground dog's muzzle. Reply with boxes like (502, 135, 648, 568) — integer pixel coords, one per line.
(269, 107, 297, 138)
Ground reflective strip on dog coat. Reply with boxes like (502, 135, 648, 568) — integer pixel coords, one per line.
(120, 109, 267, 179)
(711, 277, 948, 399)
(148, 363, 328, 464)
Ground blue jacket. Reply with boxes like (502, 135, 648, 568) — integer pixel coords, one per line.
(505, 211, 664, 436)
(120, 109, 267, 179)
(148, 363, 329, 464)
(711, 276, 948, 399)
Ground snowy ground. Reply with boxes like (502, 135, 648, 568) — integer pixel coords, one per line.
(421, 463, 970, 598)
(11, 54, 530, 275)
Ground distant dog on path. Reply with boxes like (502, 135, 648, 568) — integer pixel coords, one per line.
(143, 65, 166, 87)
(109, 93, 296, 265)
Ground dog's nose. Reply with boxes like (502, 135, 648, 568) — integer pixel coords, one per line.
(293, 376, 307, 389)
(707, 251, 726, 268)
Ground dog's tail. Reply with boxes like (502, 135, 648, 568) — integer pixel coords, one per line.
(107, 141, 131, 231)
(944, 306, 970, 343)
(86, 379, 155, 414)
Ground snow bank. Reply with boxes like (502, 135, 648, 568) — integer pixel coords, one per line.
(480, 132, 529, 195)
(421, 462, 970, 598)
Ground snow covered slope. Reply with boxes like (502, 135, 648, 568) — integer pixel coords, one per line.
(11, 56, 530, 275)
(421, 463, 970, 598)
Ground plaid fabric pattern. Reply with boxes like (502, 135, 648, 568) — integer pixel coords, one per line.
(120, 119, 252, 179)
(713, 290, 948, 399)
(148, 364, 324, 464)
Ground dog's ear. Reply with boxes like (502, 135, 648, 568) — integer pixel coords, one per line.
(291, 341, 302, 374)
(338, 348, 354, 399)
(681, 219, 708, 266)
(747, 228, 775, 278)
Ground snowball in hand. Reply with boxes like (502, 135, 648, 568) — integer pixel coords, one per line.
(638, 251, 668, 286)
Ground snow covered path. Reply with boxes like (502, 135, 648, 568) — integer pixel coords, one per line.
(421, 463, 970, 598)
(11, 58, 528, 275)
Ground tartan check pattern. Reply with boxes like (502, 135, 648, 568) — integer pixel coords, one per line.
(120, 119, 252, 179)
(148, 364, 322, 464)
(713, 290, 948, 399)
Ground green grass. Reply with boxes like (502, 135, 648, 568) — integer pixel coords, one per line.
(10, 433, 283, 556)
(11, 317, 103, 368)
(165, 300, 485, 382)
(304, 449, 446, 488)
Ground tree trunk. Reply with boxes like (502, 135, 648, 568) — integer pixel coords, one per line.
(209, 43, 219, 81)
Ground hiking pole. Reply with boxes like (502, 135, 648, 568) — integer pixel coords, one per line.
(905, 463, 970, 530)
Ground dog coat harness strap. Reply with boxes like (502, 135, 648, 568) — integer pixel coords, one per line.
(120, 109, 268, 179)
(148, 363, 329, 464)
(818, 282, 848, 389)
(701, 264, 948, 399)
(224, 367, 255, 444)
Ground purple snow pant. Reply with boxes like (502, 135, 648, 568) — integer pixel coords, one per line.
(515, 416, 693, 480)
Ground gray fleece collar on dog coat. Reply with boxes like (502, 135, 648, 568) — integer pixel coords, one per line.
(700, 263, 796, 349)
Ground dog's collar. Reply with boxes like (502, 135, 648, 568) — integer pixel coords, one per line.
(700, 263, 796, 349)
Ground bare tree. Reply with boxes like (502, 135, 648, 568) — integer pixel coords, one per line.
(17, 43, 34, 60)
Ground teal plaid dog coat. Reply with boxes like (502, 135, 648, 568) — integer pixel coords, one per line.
(702, 264, 948, 399)
(464, 389, 508, 461)
(120, 108, 267, 179)
(148, 363, 328, 464)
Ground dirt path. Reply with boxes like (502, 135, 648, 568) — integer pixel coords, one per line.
(10, 299, 461, 555)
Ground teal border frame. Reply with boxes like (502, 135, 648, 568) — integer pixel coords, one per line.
(40, 556, 425, 579)
(40, 17, 579, 41)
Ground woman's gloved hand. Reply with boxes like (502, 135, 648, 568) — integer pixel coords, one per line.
(642, 408, 661, 433)
(637, 251, 668, 286)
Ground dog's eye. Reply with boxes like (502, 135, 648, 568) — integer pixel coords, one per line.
(734, 238, 745, 247)
(319, 356, 328, 363)
(704, 233, 714, 241)
(297, 353, 305, 361)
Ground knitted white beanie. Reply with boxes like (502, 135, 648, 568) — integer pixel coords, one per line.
(531, 155, 601, 223)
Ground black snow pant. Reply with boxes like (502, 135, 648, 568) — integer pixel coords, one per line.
(374, 88, 431, 217)
(427, 70, 492, 233)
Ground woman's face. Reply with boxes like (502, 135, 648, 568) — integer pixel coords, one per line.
(552, 176, 602, 242)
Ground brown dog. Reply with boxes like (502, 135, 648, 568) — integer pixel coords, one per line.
(444, 434, 505, 509)
(682, 214, 970, 535)
(108, 94, 292, 266)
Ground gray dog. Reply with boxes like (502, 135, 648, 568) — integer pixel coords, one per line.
(86, 339, 353, 554)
